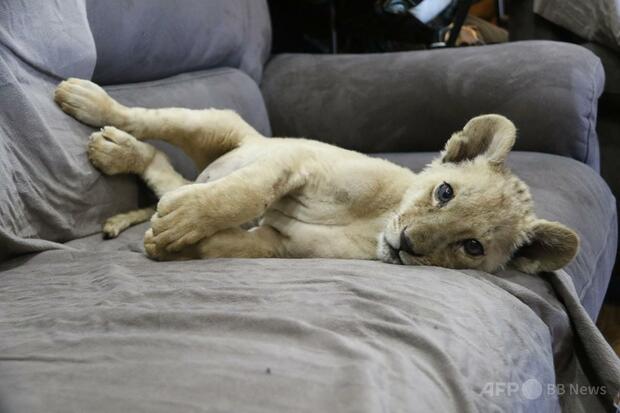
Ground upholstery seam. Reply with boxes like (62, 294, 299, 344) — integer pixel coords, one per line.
(104, 67, 241, 92)
(582, 57, 600, 165)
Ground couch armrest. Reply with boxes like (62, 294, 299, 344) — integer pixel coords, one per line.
(261, 41, 604, 169)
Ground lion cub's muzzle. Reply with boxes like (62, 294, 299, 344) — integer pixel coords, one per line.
(383, 229, 424, 265)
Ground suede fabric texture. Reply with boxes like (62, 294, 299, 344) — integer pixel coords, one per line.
(378, 152, 618, 319)
(86, 0, 272, 84)
(261, 41, 604, 170)
(0, 0, 96, 79)
(535, 0, 620, 51)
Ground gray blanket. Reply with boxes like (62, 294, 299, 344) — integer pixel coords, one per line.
(1, 224, 618, 412)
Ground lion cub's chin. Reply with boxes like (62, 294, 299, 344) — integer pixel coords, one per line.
(377, 235, 403, 265)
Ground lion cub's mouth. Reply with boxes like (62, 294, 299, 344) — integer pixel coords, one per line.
(384, 237, 404, 265)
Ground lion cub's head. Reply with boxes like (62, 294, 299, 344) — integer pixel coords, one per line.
(379, 114, 579, 274)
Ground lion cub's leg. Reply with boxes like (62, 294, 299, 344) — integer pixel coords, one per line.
(89, 126, 190, 237)
(102, 207, 156, 239)
(144, 149, 307, 259)
(144, 226, 285, 261)
(197, 226, 285, 258)
(88, 126, 191, 193)
(55, 78, 262, 170)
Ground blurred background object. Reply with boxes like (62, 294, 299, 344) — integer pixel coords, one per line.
(268, 0, 509, 54)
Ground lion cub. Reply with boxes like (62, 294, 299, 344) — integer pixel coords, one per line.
(55, 78, 579, 274)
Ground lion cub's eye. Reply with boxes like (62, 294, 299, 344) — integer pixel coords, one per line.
(463, 239, 484, 256)
(435, 182, 454, 204)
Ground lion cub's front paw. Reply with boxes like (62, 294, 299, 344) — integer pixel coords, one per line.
(88, 126, 155, 175)
(149, 184, 214, 253)
(54, 78, 121, 127)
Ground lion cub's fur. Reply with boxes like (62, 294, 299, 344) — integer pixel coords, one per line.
(54, 78, 579, 274)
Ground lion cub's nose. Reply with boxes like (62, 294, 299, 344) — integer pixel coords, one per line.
(400, 229, 418, 256)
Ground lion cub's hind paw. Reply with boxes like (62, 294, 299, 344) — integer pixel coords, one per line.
(54, 78, 115, 127)
(88, 126, 155, 175)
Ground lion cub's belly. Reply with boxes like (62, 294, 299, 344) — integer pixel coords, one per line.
(262, 197, 383, 259)
(195, 144, 266, 184)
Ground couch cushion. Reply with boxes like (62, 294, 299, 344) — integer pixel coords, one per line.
(0, 226, 615, 411)
(378, 151, 617, 318)
(86, 0, 271, 85)
(0, 246, 559, 412)
(0, 65, 271, 262)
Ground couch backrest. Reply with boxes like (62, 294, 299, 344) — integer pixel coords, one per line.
(85, 0, 272, 85)
(0, 0, 97, 80)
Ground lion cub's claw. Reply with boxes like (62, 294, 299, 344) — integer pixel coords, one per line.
(144, 228, 165, 260)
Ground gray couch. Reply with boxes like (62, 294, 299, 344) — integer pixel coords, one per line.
(0, 1, 618, 412)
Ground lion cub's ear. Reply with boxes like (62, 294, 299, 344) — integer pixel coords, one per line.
(510, 219, 580, 274)
(441, 114, 517, 167)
